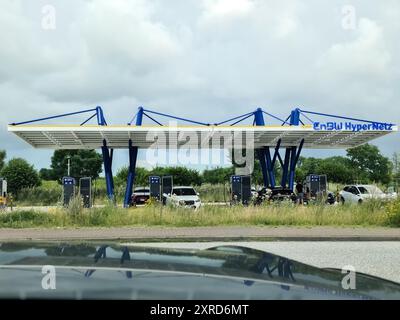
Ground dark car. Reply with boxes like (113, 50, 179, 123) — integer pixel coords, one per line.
(130, 187, 150, 206)
(0, 242, 399, 300)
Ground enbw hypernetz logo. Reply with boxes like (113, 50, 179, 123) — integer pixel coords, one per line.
(313, 122, 393, 132)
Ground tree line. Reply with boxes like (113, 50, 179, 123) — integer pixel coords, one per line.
(0, 144, 398, 197)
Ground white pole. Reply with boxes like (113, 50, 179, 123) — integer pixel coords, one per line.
(67, 156, 71, 176)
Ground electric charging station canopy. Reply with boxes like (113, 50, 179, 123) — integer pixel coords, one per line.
(7, 124, 394, 150)
(8, 108, 396, 150)
(7, 106, 397, 207)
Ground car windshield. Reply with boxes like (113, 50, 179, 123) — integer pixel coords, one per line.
(172, 188, 196, 196)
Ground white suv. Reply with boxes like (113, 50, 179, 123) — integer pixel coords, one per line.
(164, 186, 201, 209)
(339, 185, 394, 204)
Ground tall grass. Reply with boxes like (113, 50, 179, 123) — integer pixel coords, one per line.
(1, 198, 399, 228)
(196, 183, 229, 203)
(16, 183, 62, 206)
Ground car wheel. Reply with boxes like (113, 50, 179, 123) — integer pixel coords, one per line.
(358, 199, 363, 204)
(340, 197, 345, 204)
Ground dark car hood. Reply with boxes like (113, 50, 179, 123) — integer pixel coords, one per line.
(0, 242, 399, 300)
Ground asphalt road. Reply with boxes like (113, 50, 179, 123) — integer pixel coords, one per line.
(1, 226, 400, 241)
(127, 241, 400, 284)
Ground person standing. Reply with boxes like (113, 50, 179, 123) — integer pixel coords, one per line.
(295, 181, 304, 205)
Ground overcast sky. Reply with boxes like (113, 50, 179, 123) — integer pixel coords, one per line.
(1, 0, 399, 172)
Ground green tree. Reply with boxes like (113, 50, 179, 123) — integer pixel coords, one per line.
(202, 167, 234, 184)
(318, 157, 355, 184)
(0, 150, 6, 172)
(347, 144, 392, 184)
(45, 150, 103, 182)
(392, 152, 400, 179)
(115, 166, 203, 187)
(115, 166, 150, 187)
(150, 166, 203, 186)
(39, 168, 55, 181)
(296, 157, 322, 183)
(1, 158, 40, 196)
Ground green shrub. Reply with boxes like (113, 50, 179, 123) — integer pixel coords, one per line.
(385, 198, 400, 227)
(17, 185, 62, 205)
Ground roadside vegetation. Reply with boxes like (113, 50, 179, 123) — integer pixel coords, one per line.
(1, 145, 400, 229)
(1, 143, 399, 206)
(1, 197, 400, 228)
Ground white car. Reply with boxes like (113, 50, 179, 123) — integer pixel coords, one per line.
(339, 185, 394, 204)
(251, 188, 258, 199)
(164, 186, 202, 209)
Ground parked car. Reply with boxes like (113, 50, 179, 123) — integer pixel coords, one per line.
(2, 242, 400, 300)
(386, 186, 398, 199)
(130, 187, 150, 206)
(251, 188, 258, 199)
(164, 186, 201, 209)
(339, 185, 394, 204)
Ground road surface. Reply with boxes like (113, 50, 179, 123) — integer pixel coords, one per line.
(1, 226, 400, 241)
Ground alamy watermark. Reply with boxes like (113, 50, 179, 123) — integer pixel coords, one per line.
(41, 5, 56, 30)
(341, 265, 356, 290)
(41, 265, 56, 290)
(144, 121, 255, 175)
(341, 5, 357, 30)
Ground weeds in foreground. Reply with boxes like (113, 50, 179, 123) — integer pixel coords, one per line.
(1, 198, 400, 228)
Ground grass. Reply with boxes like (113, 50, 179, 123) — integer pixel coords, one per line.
(1, 197, 399, 228)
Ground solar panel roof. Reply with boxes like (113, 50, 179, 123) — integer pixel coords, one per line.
(7, 124, 397, 149)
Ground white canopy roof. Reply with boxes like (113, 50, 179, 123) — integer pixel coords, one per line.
(8, 124, 397, 149)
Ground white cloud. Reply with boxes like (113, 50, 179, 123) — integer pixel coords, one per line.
(1, 0, 400, 170)
(317, 18, 391, 78)
(202, 0, 254, 19)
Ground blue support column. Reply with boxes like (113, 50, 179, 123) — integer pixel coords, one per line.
(254, 108, 270, 188)
(96, 106, 106, 125)
(288, 146, 298, 191)
(288, 139, 305, 191)
(123, 107, 143, 207)
(271, 139, 282, 168)
(257, 149, 269, 188)
(102, 139, 115, 201)
(97, 106, 114, 201)
(264, 147, 276, 188)
(287, 108, 302, 191)
(281, 149, 291, 188)
(290, 108, 300, 126)
(110, 148, 114, 192)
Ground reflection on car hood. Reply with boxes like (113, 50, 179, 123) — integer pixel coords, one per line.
(0, 242, 399, 300)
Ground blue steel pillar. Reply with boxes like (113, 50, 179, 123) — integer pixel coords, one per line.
(281, 149, 291, 188)
(254, 108, 269, 188)
(288, 146, 298, 190)
(290, 108, 300, 126)
(287, 108, 301, 191)
(102, 140, 115, 201)
(97, 106, 115, 201)
(264, 147, 276, 188)
(288, 139, 304, 190)
(123, 107, 143, 207)
(256, 149, 269, 188)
